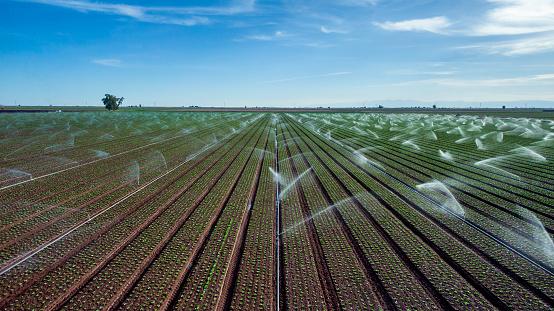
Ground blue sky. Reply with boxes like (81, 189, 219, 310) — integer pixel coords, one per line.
(1, 0, 554, 107)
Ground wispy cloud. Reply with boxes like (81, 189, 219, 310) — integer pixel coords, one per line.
(470, 0, 554, 36)
(441, 74, 554, 87)
(374, 16, 452, 34)
(262, 72, 351, 83)
(373, 73, 554, 88)
(236, 31, 289, 41)
(389, 70, 457, 75)
(320, 26, 349, 34)
(245, 35, 273, 41)
(459, 33, 554, 55)
(15, 0, 256, 26)
(289, 42, 338, 49)
(92, 58, 122, 67)
(337, 0, 378, 6)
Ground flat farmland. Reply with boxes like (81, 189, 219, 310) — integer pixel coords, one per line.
(1, 110, 554, 310)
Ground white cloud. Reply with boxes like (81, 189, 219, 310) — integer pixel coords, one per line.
(262, 72, 351, 83)
(92, 59, 122, 67)
(248, 35, 273, 41)
(16, 0, 256, 26)
(320, 26, 349, 34)
(299, 42, 338, 48)
(275, 31, 290, 37)
(374, 16, 452, 34)
(112, 4, 145, 19)
(239, 31, 289, 41)
(472, 0, 554, 36)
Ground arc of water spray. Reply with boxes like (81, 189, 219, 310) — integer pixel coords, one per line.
(475, 158, 520, 180)
(0, 169, 31, 178)
(425, 130, 437, 140)
(268, 167, 284, 186)
(278, 168, 312, 200)
(90, 149, 110, 159)
(366, 129, 379, 139)
(4, 142, 37, 160)
(275, 131, 286, 139)
(475, 138, 485, 150)
(402, 140, 420, 150)
(510, 147, 547, 162)
(353, 150, 386, 171)
(326, 129, 333, 140)
(455, 137, 473, 144)
(280, 196, 353, 235)
(390, 133, 407, 141)
(416, 180, 465, 219)
(277, 152, 312, 164)
(0, 169, 33, 186)
(519, 207, 554, 258)
(438, 150, 454, 161)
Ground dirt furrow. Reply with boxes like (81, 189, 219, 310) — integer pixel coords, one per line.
(279, 123, 340, 311)
(282, 122, 408, 310)
(160, 122, 267, 311)
(214, 126, 269, 311)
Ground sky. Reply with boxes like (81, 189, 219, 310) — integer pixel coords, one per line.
(1, 0, 554, 108)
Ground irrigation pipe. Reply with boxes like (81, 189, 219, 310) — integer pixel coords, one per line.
(274, 120, 281, 311)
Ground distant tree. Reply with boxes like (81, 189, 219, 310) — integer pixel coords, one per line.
(102, 94, 124, 111)
(502, 105, 506, 109)
(432, 104, 437, 109)
(378, 105, 384, 109)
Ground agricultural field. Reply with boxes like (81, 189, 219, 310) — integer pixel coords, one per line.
(1, 110, 554, 310)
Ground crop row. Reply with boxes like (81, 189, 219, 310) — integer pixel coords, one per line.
(282, 118, 493, 310)
(57, 116, 271, 310)
(283, 114, 554, 310)
(0, 115, 268, 309)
